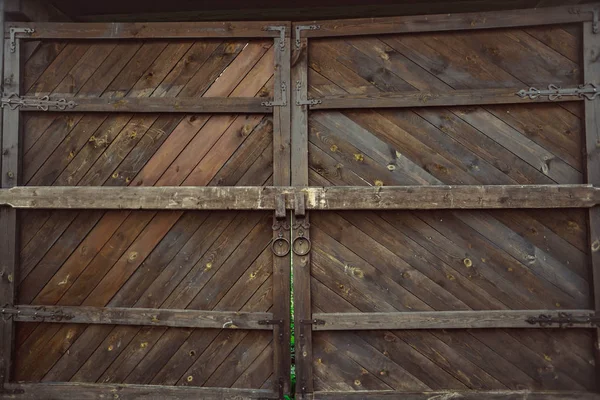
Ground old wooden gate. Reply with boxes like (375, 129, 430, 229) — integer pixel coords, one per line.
(1, 3, 600, 400)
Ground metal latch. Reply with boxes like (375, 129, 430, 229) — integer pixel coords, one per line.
(526, 312, 600, 328)
(517, 83, 599, 101)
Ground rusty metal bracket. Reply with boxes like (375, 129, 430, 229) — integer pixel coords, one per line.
(1, 305, 74, 322)
(1, 93, 77, 111)
(296, 80, 322, 106)
(569, 7, 599, 34)
(264, 25, 286, 50)
(9, 27, 34, 53)
(262, 82, 287, 107)
(526, 312, 600, 328)
(517, 83, 600, 101)
(294, 24, 320, 48)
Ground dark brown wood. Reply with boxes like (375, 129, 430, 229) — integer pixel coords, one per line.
(583, 20, 600, 389)
(5, 0, 70, 22)
(312, 310, 598, 330)
(271, 29, 292, 396)
(292, 36, 314, 397)
(6, 21, 287, 40)
(1, 185, 599, 210)
(0, 32, 20, 387)
(310, 88, 585, 110)
(296, 4, 599, 38)
(15, 96, 273, 113)
(11, 305, 273, 330)
(3, 383, 278, 399)
(312, 391, 600, 399)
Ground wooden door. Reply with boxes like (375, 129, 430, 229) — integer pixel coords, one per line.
(291, 5, 600, 400)
(0, 21, 292, 399)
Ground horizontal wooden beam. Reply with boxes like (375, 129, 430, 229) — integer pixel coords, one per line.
(312, 391, 600, 399)
(296, 4, 600, 38)
(9, 306, 273, 330)
(14, 96, 273, 114)
(310, 88, 582, 110)
(312, 310, 598, 331)
(5, 21, 289, 39)
(0, 185, 598, 211)
(3, 383, 278, 399)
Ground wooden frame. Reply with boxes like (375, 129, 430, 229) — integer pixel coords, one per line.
(0, 185, 599, 210)
(310, 391, 600, 400)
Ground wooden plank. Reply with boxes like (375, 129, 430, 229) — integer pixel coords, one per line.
(310, 88, 585, 110)
(3, 383, 278, 399)
(10, 306, 273, 330)
(271, 28, 292, 396)
(312, 310, 598, 330)
(0, 31, 19, 387)
(1, 185, 599, 210)
(297, 4, 599, 38)
(312, 391, 600, 399)
(583, 20, 600, 387)
(292, 37, 314, 397)
(6, 21, 286, 40)
(15, 96, 273, 113)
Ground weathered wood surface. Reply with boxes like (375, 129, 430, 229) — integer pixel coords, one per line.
(12, 306, 273, 330)
(310, 88, 585, 110)
(7, 21, 288, 39)
(1, 185, 598, 210)
(2, 383, 278, 399)
(311, 391, 600, 399)
(296, 4, 599, 38)
(16, 96, 273, 113)
(312, 310, 598, 330)
(583, 20, 600, 386)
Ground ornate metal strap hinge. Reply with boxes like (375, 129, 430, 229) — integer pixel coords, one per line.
(1, 93, 77, 111)
(296, 80, 321, 106)
(295, 24, 320, 48)
(262, 82, 287, 107)
(1, 305, 74, 322)
(526, 312, 600, 328)
(9, 27, 35, 53)
(569, 7, 599, 34)
(517, 83, 599, 101)
(264, 25, 287, 51)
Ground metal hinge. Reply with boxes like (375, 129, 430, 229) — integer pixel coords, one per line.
(569, 7, 599, 34)
(258, 319, 285, 343)
(517, 83, 599, 101)
(526, 312, 600, 328)
(295, 24, 320, 49)
(1, 305, 74, 322)
(262, 82, 287, 107)
(296, 80, 321, 106)
(1, 93, 77, 111)
(9, 27, 34, 53)
(264, 25, 286, 50)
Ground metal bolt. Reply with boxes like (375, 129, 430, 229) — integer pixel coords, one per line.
(6, 171, 14, 179)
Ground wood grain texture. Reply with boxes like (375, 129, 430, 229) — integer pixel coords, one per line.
(311, 391, 600, 399)
(1, 185, 598, 210)
(312, 310, 598, 330)
(11, 306, 273, 330)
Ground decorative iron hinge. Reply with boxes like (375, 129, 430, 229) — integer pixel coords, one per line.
(517, 83, 600, 101)
(264, 25, 286, 50)
(258, 319, 285, 343)
(262, 82, 287, 107)
(9, 27, 35, 53)
(295, 24, 320, 49)
(296, 80, 322, 106)
(569, 7, 599, 34)
(1, 306, 74, 322)
(1, 93, 77, 111)
(526, 312, 600, 328)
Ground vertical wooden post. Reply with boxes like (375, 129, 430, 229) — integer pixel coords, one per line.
(272, 24, 292, 396)
(291, 36, 313, 398)
(583, 21, 600, 388)
(0, 25, 21, 386)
